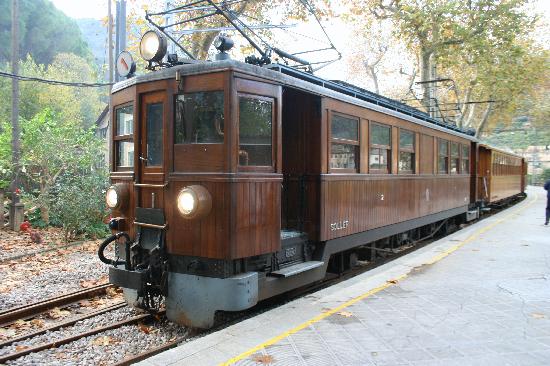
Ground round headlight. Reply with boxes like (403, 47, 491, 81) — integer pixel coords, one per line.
(106, 187, 119, 208)
(105, 183, 129, 210)
(176, 185, 212, 219)
(140, 30, 167, 62)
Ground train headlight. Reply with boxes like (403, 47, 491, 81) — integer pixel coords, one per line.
(176, 185, 212, 219)
(105, 183, 129, 210)
(140, 30, 167, 62)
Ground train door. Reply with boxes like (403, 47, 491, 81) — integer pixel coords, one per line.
(137, 91, 166, 210)
(477, 146, 491, 203)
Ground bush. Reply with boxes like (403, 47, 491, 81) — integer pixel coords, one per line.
(541, 168, 550, 183)
(51, 170, 110, 240)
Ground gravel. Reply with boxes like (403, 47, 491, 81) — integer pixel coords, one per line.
(0, 251, 110, 309)
(3, 309, 188, 366)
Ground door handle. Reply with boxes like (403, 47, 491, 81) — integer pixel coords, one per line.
(139, 155, 147, 162)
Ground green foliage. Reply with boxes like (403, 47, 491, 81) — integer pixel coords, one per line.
(0, 0, 92, 65)
(541, 169, 550, 183)
(51, 171, 110, 240)
(0, 54, 105, 129)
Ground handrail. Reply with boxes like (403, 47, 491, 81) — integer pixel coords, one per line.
(133, 221, 167, 230)
(133, 182, 168, 188)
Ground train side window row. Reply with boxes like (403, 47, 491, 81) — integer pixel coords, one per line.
(492, 153, 522, 175)
(329, 112, 470, 175)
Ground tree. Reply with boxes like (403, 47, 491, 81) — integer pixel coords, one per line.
(0, 0, 92, 65)
(346, 0, 546, 137)
(19, 109, 103, 223)
(0, 54, 105, 129)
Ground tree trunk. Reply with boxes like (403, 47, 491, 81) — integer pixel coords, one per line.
(420, 49, 433, 114)
(458, 86, 473, 128)
(475, 102, 494, 138)
(368, 65, 380, 94)
(39, 176, 50, 224)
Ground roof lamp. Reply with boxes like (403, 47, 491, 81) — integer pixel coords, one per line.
(214, 36, 234, 53)
(140, 31, 167, 62)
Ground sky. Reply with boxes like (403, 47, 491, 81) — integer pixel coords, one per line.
(50, 0, 550, 21)
(50, 0, 550, 85)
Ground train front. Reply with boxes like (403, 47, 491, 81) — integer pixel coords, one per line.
(98, 32, 282, 329)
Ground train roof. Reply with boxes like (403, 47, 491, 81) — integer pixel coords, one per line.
(112, 59, 478, 142)
(478, 143, 524, 159)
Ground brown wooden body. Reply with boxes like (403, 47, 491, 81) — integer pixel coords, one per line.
(109, 61, 478, 261)
(110, 70, 282, 260)
(477, 145, 524, 203)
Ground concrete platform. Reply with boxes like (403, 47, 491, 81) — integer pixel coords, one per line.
(139, 186, 550, 366)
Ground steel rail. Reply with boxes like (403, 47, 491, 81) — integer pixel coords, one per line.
(0, 312, 155, 364)
(113, 336, 187, 366)
(0, 302, 126, 348)
(0, 283, 112, 326)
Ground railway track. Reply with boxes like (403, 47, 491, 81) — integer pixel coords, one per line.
(0, 283, 113, 326)
(1, 198, 524, 365)
(0, 311, 155, 363)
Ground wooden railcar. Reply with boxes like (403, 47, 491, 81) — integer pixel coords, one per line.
(477, 144, 526, 204)
(100, 60, 523, 328)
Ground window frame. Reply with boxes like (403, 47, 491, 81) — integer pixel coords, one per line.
(461, 144, 470, 174)
(174, 90, 225, 146)
(369, 121, 392, 174)
(398, 128, 415, 174)
(237, 93, 276, 172)
(113, 102, 134, 171)
(450, 141, 460, 174)
(329, 111, 360, 173)
(437, 138, 449, 174)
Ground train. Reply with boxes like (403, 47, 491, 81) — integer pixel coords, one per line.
(98, 31, 527, 329)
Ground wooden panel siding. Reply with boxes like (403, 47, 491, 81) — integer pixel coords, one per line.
(490, 175, 523, 202)
(320, 175, 470, 241)
(166, 176, 281, 259)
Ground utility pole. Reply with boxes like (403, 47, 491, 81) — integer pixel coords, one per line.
(10, 0, 24, 231)
(108, 0, 113, 85)
(115, 0, 127, 82)
(107, 0, 114, 169)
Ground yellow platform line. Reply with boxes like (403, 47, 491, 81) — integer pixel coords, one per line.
(220, 193, 538, 366)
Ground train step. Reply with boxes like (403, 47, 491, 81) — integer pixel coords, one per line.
(269, 261, 325, 278)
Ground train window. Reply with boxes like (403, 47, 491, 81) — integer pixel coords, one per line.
(438, 139, 449, 174)
(146, 103, 163, 166)
(116, 105, 133, 136)
(462, 145, 470, 174)
(398, 129, 415, 174)
(238, 96, 273, 167)
(115, 104, 134, 168)
(330, 113, 359, 171)
(370, 123, 391, 173)
(332, 114, 359, 141)
(450, 142, 459, 174)
(117, 141, 134, 168)
(175, 92, 224, 144)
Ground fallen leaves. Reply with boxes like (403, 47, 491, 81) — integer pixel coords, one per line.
(91, 335, 120, 346)
(138, 323, 151, 334)
(531, 313, 546, 319)
(252, 354, 275, 365)
(0, 327, 16, 339)
(15, 345, 29, 352)
(337, 311, 354, 318)
(30, 318, 45, 328)
(386, 279, 399, 284)
(48, 307, 71, 320)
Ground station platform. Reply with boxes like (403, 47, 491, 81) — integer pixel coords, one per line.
(139, 186, 550, 366)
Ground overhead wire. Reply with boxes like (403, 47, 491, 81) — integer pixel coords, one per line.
(0, 71, 112, 87)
